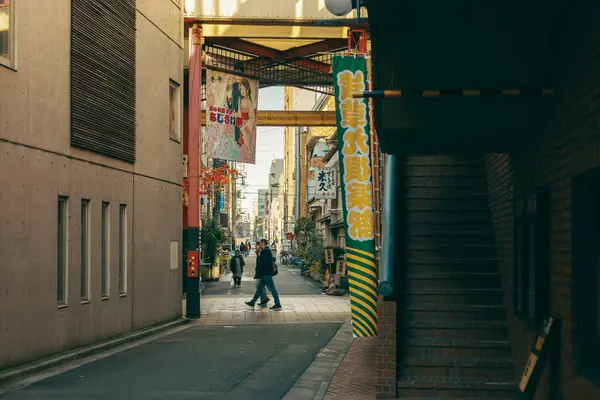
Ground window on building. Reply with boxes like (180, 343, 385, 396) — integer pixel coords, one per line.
(169, 79, 181, 142)
(0, 0, 15, 69)
(101, 202, 110, 298)
(81, 199, 90, 301)
(57, 197, 69, 305)
(573, 168, 600, 380)
(514, 186, 550, 327)
(119, 204, 127, 295)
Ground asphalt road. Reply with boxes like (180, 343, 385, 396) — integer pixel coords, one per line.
(0, 323, 341, 400)
(202, 255, 322, 297)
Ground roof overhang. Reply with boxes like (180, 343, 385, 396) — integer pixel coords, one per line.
(368, 0, 562, 154)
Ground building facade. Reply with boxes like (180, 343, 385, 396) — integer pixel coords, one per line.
(368, 1, 600, 399)
(0, 0, 183, 368)
(264, 159, 283, 244)
(283, 87, 320, 235)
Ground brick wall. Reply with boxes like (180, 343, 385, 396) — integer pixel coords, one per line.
(484, 2, 600, 398)
(376, 299, 397, 399)
(484, 154, 542, 391)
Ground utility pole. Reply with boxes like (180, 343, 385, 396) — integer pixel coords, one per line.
(231, 161, 237, 246)
(185, 23, 202, 319)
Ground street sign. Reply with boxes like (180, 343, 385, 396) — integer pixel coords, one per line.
(315, 168, 337, 199)
(325, 249, 335, 264)
(336, 260, 347, 276)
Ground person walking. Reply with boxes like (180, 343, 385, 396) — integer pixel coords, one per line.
(230, 250, 245, 288)
(253, 241, 270, 305)
(246, 239, 282, 310)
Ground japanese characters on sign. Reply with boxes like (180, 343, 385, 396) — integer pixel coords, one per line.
(325, 249, 335, 264)
(205, 69, 258, 164)
(336, 260, 347, 277)
(315, 168, 337, 199)
(335, 63, 374, 242)
(333, 56, 378, 338)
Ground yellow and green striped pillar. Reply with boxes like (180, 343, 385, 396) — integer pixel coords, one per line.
(332, 55, 378, 337)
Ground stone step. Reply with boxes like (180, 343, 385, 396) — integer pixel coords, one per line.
(400, 358, 515, 382)
(397, 378, 516, 398)
(405, 293, 504, 306)
(405, 319, 508, 330)
(405, 327, 509, 342)
(406, 272, 502, 290)
(405, 309, 506, 323)
(403, 342, 511, 360)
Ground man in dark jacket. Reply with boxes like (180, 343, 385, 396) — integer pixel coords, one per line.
(254, 240, 269, 305)
(246, 239, 282, 310)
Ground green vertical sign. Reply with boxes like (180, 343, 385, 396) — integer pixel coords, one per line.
(333, 56, 378, 337)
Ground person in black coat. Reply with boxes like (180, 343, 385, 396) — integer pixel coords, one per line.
(246, 239, 282, 310)
(230, 250, 245, 288)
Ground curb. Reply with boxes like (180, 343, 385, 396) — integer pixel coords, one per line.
(0, 317, 190, 387)
(282, 319, 354, 400)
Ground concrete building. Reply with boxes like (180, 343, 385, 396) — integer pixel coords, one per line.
(254, 188, 267, 241)
(369, 1, 600, 398)
(264, 159, 284, 244)
(283, 88, 320, 234)
(0, 0, 183, 368)
(311, 138, 344, 249)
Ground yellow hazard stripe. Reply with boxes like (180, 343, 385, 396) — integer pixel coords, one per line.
(347, 271, 378, 300)
(352, 317, 377, 336)
(351, 303, 377, 330)
(347, 260, 377, 280)
(347, 253, 377, 271)
(346, 246, 376, 260)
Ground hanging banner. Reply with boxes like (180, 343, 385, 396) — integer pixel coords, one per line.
(333, 56, 378, 338)
(206, 69, 258, 164)
(315, 168, 337, 199)
(219, 188, 225, 213)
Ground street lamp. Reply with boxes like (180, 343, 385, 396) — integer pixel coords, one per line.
(325, 0, 354, 16)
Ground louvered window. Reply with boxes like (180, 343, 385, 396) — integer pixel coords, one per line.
(71, 0, 136, 163)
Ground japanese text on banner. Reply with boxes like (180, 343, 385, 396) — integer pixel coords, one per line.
(337, 69, 374, 242)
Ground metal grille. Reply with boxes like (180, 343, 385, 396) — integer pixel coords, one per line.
(203, 43, 344, 91)
(71, 0, 136, 163)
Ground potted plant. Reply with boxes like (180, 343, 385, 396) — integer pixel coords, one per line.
(201, 218, 225, 281)
(292, 217, 325, 275)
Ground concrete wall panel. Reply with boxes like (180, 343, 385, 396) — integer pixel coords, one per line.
(135, 12, 183, 184)
(132, 176, 182, 330)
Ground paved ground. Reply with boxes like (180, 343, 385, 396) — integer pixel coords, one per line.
(201, 255, 322, 296)
(323, 338, 377, 400)
(1, 254, 366, 400)
(0, 324, 341, 400)
(196, 296, 350, 325)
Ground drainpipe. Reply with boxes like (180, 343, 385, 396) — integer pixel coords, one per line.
(379, 154, 396, 296)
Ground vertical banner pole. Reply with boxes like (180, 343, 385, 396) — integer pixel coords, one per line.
(333, 56, 379, 337)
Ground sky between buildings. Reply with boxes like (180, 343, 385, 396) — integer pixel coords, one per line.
(241, 87, 285, 216)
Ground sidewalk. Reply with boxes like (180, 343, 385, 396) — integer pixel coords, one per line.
(324, 337, 377, 400)
(283, 321, 377, 400)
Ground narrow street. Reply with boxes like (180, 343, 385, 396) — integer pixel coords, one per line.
(0, 256, 351, 400)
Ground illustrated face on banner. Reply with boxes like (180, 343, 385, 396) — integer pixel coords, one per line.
(210, 73, 227, 108)
(206, 69, 258, 164)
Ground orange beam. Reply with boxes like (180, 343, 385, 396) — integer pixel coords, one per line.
(201, 110, 336, 127)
